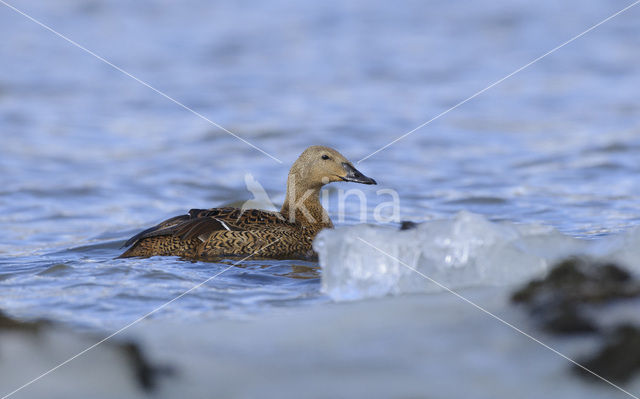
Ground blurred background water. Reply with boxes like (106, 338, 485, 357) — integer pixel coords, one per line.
(1, 0, 640, 397)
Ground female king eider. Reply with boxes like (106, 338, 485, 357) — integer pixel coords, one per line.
(119, 145, 376, 260)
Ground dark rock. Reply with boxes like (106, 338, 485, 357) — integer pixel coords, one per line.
(0, 311, 48, 333)
(120, 341, 175, 392)
(512, 257, 638, 307)
(400, 221, 418, 231)
(0, 310, 174, 392)
(575, 324, 640, 383)
(539, 304, 598, 334)
(512, 257, 640, 385)
(512, 257, 640, 334)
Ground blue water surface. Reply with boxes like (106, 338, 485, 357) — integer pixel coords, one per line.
(0, 0, 639, 330)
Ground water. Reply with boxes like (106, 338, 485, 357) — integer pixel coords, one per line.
(1, 0, 640, 397)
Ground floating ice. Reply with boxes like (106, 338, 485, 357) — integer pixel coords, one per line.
(314, 211, 640, 301)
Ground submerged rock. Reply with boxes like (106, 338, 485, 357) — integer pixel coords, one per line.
(399, 221, 418, 231)
(512, 257, 638, 305)
(0, 311, 173, 394)
(511, 257, 640, 334)
(0, 311, 49, 333)
(120, 341, 174, 392)
(575, 324, 640, 383)
(512, 257, 640, 384)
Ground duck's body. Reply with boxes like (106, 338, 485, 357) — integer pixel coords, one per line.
(120, 207, 324, 259)
(119, 146, 375, 260)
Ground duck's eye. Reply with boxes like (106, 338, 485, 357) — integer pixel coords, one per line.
(321, 154, 330, 160)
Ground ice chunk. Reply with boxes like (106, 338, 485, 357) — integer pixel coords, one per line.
(314, 211, 588, 301)
(607, 226, 640, 274)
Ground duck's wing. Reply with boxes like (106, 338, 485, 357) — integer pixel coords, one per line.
(122, 214, 190, 248)
(179, 207, 295, 240)
(122, 207, 292, 247)
(189, 207, 291, 230)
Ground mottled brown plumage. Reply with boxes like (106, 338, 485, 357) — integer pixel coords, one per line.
(119, 146, 376, 260)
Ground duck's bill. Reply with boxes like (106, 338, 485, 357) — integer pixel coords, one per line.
(340, 163, 377, 185)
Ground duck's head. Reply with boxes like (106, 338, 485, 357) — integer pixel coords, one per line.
(289, 145, 377, 188)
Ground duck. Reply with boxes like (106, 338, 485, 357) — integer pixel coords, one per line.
(119, 145, 376, 260)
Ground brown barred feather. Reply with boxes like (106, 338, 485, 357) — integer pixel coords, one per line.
(119, 146, 375, 260)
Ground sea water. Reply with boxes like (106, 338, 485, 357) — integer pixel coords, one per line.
(1, 0, 639, 397)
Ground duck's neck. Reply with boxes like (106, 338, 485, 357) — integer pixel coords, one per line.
(280, 177, 333, 230)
